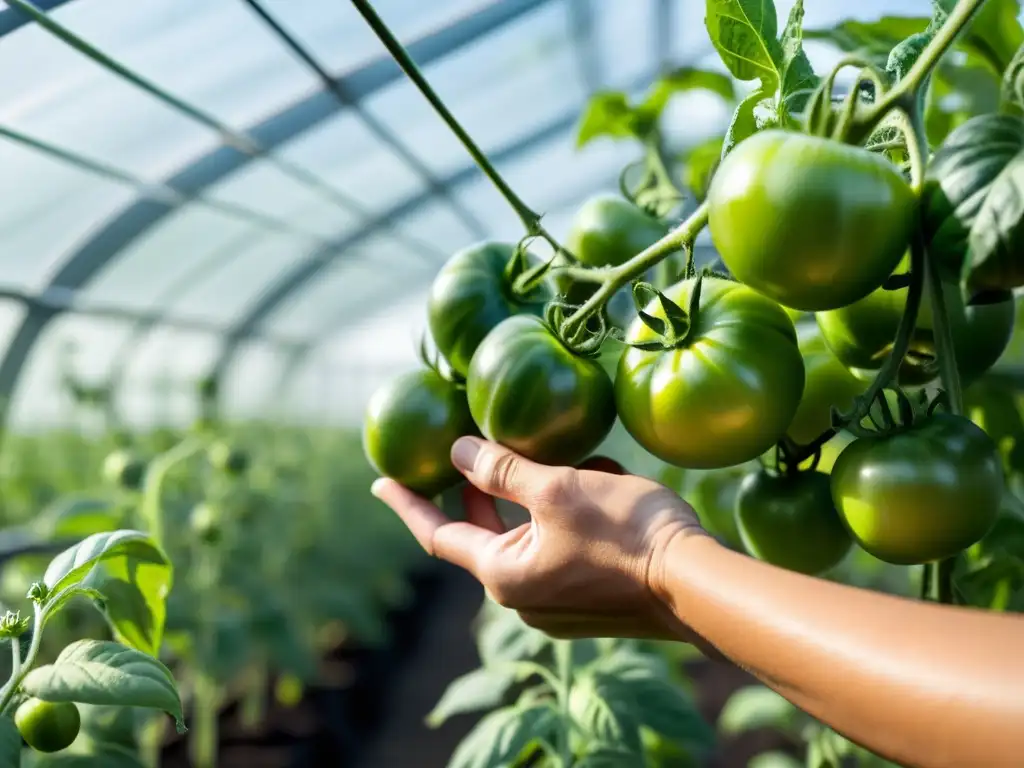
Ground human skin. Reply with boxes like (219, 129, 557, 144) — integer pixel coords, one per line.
(371, 436, 1024, 768)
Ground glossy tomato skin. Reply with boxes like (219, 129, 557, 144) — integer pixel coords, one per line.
(787, 324, 867, 445)
(566, 194, 668, 268)
(428, 242, 553, 377)
(708, 130, 916, 311)
(830, 413, 1004, 565)
(16, 699, 81, 753)
(616, 277, 805, 469)
(735, 470, 853, 575)
(363, 369, 478, 498)
(466, 315, 616, 465)
(817, 265, 1015, 387)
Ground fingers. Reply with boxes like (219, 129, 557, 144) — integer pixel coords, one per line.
(371, 478, 497, 579)
(462, 484, 506, 534)
(451, 437, 571, 506)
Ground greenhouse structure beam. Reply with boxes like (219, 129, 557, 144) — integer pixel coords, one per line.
(0, 0, 554, 427)
(207, 107, 583, 380)
(238, 0, 489, 240)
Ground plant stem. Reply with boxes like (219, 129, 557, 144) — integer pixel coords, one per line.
(561, 202, 709, 339)
(920, 562, 933, 600)
(0, 603, 44, 714)
(555, 640, 574, 768)
(190, 673, 219, 768)
(932, 557, 956, 604)
(140, 435, 209, 550)
(350, 0, 564, 251)
(870, 0, 989, 119)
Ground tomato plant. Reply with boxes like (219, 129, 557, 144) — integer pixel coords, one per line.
(616, 276, 804, 469)
(735, 469, 853, 575)
(467, 315, 616, 466)
(427, 242, 553, 377)
(708, 130, 916, 312)
(363, 368, 478, 498)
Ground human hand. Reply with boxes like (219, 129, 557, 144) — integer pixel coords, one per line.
(371, 436, 707, 641)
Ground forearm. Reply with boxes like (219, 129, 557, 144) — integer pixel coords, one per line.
(658, 535, 1024, 768)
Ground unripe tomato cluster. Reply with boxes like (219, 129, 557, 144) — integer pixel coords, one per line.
(365, 129, 1012, 571)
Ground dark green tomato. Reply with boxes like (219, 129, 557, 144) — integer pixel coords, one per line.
(208, 441, 249, 476)
(427, 242, 553, 377)
(16, 698, 80, 753)
(616, 277, 805, 469)
(830, 413, 1004, 565)
(466, 315, 616, 465)
(102, 450, 145, 491)
(363, 369, 478, 498)
(708, 130, 916, 311)
(787, 324, 867, 445)
(690, 470, 745, 549)
(565, 194, 668, 268)
(816, 264, 1016, 387)
(735, 470, 853, 575)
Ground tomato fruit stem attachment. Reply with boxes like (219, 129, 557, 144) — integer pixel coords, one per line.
(560, 202, 709, 340)
(350, 0, 568, 255)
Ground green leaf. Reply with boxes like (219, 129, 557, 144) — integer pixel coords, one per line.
(718, 686, 798, 735)
(448, 703, 559, 768)
(779, 0, 817, 98)
(1001, 42, 1024, 116)
(426, 665, 518, 728)
(43, 531, 171, 657)
(805, 17, 928, 69)
(576, 91, 637, 147)
(681, 136, 724, 200)
(639, 67, 736, 121)
(76, 704, 138, 750)
(0, 717, 19, 768)
(569, 673, 642, 754)
(587, 650, 714, 750)
(21, 640, 185, 734)
(749, 752, 803, 768)
(476, 602, 551, 664)
(22, 743, 145, 768)
(576, 744, 645, 767)
(961, 0, 1023, 75)
(722, 89, 770, 156)
(705, 0, 783, 91)
(923, 114, 1024, 299)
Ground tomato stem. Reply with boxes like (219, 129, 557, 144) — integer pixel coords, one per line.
(560, 202, 708, 340)
(350, 0, 568, 255)
(866, 0, 989, 129)
(555, 640, 574, 766)
(0, 602, 43, 715)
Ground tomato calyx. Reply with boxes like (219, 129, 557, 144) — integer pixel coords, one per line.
(502, 237, 560, 302)
(543, 302, 607, 358)
(624, 273, 704, 352)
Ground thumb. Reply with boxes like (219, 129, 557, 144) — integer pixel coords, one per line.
(450, 437, 569, 506)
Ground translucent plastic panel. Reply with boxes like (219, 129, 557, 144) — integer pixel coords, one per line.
(592, 0, 657, 89)
(7, 313, 134, 429)
(0, 142, 136, 290)
(258, 0, 489, 77)
(220, 340, 292, 419)
(52, 0, 317, 130)
(82, 208, 305, 313)
(0, 7, 217, 180)
(363, 1, 585, 179)
(276, 112, 428, 219)
(203, 157, 363, 240)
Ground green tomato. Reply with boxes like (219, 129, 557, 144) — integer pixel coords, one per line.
(102, 450, 145, 491)
(427, 242, 553, 377)
(616, 277, 805, 469)
(689, 471, 745, 549)
(16, 698, 80, 753)
(208, 442, 249, 476)
(787, 324, 867, 445)
(190, 502, 223, 546)
(817, 263, 1016, 387)
(566, 194, 668, 268)
(830, 413, 1004, 565)
(363, 369, 478, 498)
(708, 130, 915, 311)
(466, 315, 616, 465)
(735, 470, 853, 575)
